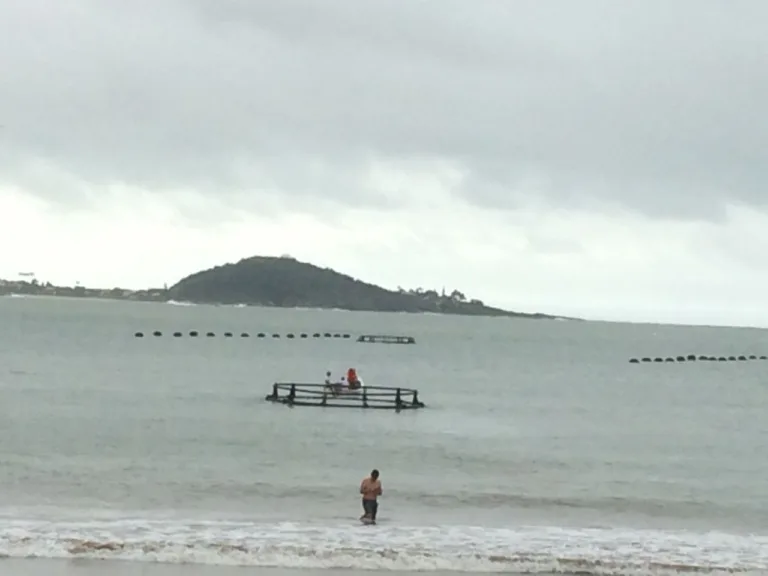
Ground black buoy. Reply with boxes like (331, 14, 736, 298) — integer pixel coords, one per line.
(224, 332, 233, 337)
(134, 332, 144, 338)
(629, 358, 639, 363)
(189, 331, 198, 337)
(153, 331, 162, 337)
(206, 332, 215, 337)
(173, 332, 182, 337)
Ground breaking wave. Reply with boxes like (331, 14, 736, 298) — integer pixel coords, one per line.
(0, 517, 766, 574)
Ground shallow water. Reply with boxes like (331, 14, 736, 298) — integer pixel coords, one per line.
(1, 295, 767, 574)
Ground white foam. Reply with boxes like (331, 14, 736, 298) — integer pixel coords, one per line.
(0, 517, 766, 574)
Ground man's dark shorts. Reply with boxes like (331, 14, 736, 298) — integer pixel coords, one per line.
(362, 498, 378, 519)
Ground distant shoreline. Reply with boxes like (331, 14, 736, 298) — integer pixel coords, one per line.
(0, 284, 578, 321)
(0, 279, 169, 304)
(1, 255, 578, 321)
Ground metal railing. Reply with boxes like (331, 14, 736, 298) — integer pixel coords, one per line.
(265, 382, 425, 411)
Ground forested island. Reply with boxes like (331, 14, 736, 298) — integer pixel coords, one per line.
(0, 255, 565, 319)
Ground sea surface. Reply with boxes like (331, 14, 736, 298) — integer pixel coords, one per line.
(0, 295, 767, 576)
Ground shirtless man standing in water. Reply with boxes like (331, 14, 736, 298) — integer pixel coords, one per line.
(359, 469, 382, 523)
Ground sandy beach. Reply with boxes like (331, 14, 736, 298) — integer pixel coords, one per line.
(1, 559, 541, 576)
(3, 559, 255, 576)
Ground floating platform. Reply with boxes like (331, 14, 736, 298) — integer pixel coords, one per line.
(356, 334, 416, 345)
(264, 382, 425, 411)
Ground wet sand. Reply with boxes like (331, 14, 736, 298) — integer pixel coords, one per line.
(2, 559, 254, 576)
(1, 559, 535, 576)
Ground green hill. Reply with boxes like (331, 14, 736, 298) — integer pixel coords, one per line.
(168, 255, 559, 319)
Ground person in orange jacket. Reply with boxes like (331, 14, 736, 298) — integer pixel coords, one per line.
(347, 367, 361, 390)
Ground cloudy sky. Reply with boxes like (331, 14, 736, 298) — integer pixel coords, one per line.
(1, 0, 767, 326)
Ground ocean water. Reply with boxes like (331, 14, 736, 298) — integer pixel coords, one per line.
(0, 295, 767, 575)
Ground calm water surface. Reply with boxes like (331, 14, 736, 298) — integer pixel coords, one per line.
(0, 296, 767, 575)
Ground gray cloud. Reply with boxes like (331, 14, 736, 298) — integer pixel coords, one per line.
(0, 0, 766, 219)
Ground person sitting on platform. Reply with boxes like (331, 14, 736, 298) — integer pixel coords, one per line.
(324, 371, 343, 396)
(347, 367, 362, 390)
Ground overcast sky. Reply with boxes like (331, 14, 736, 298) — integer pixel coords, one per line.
(1, 0, 767, 326)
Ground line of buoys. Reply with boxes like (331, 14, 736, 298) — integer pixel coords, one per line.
(134, 331, 352, 339)
(628, 354, 767, 363)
